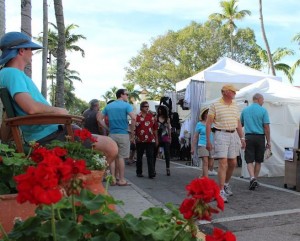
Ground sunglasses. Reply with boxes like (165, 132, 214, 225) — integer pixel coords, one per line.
(142, 106, 149, 108)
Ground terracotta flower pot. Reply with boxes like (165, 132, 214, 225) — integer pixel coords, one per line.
(77, 170, 115, 212)
(0, 194, 36, 238)
(79, 170, 106, 194)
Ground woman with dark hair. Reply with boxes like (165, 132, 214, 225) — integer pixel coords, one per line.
(155, 105, 172, 176)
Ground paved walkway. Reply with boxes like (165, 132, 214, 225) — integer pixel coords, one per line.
(108, 158, 300, 240)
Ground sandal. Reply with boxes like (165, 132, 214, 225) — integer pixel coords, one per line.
(117, 181, 131, 186)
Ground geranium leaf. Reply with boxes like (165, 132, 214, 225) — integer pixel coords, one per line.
(55, 219, 81, 241)
(91, 232, 121, 241)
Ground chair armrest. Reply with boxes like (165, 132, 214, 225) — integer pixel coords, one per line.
(4, 114, 84, 126)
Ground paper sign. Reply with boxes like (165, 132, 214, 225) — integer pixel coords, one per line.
(284, 148, 293, 161)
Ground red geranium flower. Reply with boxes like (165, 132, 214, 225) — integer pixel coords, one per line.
(51, 147, 68, 157)
(206, 227, 236, 241)
(179, 177, 224, 222)
(179, 198, 197, 219)
(30, 147, 52, 163)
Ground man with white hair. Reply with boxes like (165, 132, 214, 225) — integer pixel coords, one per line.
(241, 93, 271, 190)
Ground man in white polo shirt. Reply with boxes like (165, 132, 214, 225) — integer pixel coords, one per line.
(206, 84, 246, 203)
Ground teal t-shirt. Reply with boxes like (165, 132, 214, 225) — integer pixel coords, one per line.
(0, 67, 58, 142)
(241, 103, 270, 134)
(102, 100, 133, 134)
(194, 121, 213, 146)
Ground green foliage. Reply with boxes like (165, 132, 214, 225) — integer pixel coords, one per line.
(3, 190, 198, 241)
(125, 20, 261, 96)
(47, 61, 88, 113)
(209, 0, 251, 57)
(46, 140, 106, 171)
(122, 83, 141, 104)
(0, 144, 34, 194)
(259, 47, 295, 83)
(101, 84, 141, 104)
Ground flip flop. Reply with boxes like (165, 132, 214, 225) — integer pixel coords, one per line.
(110, 182, 117, 186)
(117, 182, 131, 186)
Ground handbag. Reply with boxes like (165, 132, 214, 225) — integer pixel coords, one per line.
(264, 148, 272, 160)
(162, 135, 170, 142)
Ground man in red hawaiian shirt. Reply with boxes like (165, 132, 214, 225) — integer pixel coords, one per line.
(135, 101, 158, 178)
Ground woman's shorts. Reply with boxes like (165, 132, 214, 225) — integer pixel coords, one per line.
(197, 146, 214, 158)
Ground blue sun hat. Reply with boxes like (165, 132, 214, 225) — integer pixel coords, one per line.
(0, 32, 43, 65)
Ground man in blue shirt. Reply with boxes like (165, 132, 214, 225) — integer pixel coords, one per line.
(99, 89, 136, 186)
(0, 31, 117, 163)
(241, 93, 271, 190)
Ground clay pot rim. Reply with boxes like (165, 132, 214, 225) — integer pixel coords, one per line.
(0, 193, 18, 200)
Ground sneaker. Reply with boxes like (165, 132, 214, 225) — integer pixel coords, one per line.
(208, 170, 218, 176)
(224, 184, 233, 196)
(249, 178, 258, 190)
(220, 190, 228, 203)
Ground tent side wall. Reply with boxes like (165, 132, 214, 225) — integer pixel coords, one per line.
(239, 101, 300, 177)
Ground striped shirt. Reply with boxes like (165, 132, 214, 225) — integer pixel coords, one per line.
(208, 98, 239, 130)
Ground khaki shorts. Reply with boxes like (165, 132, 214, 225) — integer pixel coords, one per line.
(109, 134, 130, 159)
(197, 146, 214, 158)
(213, 131, 240, 159)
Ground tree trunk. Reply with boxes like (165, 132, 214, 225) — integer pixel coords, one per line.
(0, 0, 5, 125)
(259, 0, 276, 76)
(230, 24, 234, 58)
(53, 0, 65, 107)
(21, 0, 32, 78)
(41, 0, 48, 99)
(0, 0, 5, 34)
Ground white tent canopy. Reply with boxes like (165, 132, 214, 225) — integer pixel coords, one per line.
(176, 57, 282, 93)
(235, 78, 300, 177)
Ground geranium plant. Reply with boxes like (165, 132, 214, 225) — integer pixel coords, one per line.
(0, 128, 236, 241)
(45, 128, 107, 171)
(0, 143, 34, 194)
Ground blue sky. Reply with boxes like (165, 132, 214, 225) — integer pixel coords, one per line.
(5, 0, 300, 102)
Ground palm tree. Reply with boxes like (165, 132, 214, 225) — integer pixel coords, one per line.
(0, 0, 5, 123)
(36, 23, 86, 59)
(53, 0, 66, 107)
(122, 83, 140, 104)
(36, 23, 86, 102)
(41, 0, 49, 98)
(108, 87, 118, 99)
(209, 0, 251, 58)
(0, 0, 5, 35)
(259, 0, 275, 76)
(48, 61, 82, 107)
(21, 0, 32, 77)
(258, 48, 294, 82)
(291, 33, 300, 79)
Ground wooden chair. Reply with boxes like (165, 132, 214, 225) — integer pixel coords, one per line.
(0, 87, 84, 153)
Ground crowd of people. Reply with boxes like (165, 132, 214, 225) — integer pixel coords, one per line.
(0, 31, 271, 204)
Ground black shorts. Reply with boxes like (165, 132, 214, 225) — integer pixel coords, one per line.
(244, 134, 265, 163)
(36, 124, 92, 148)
